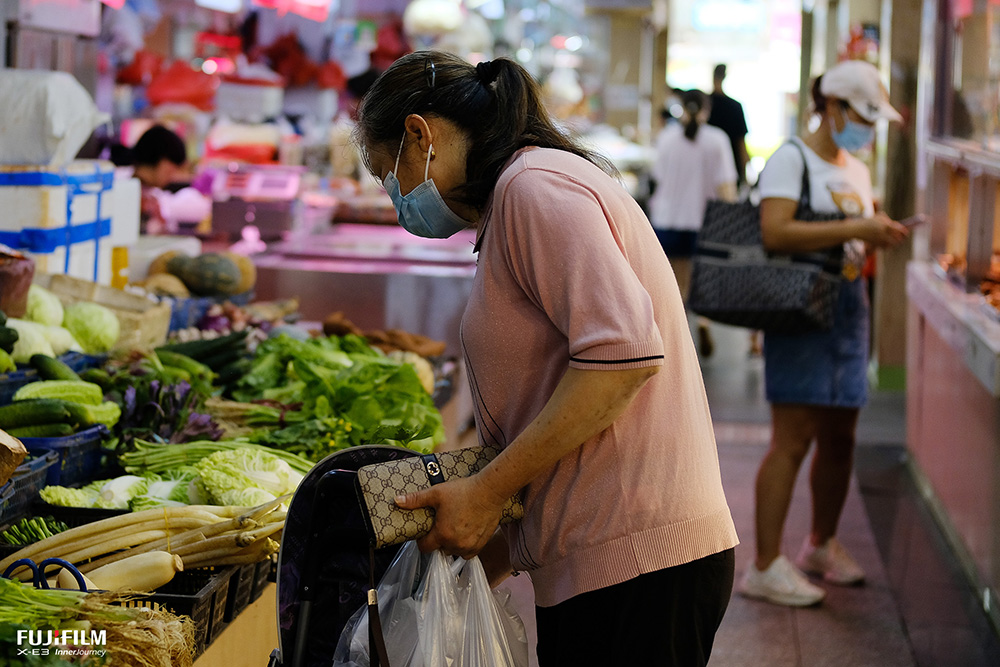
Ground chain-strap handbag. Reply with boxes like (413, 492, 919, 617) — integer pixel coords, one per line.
(688, 139, 846, 334)
(354, 445, 524, 667)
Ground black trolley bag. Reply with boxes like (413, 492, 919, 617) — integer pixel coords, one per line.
(688, 139, 846, 335)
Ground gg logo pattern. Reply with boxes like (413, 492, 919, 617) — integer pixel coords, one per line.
(358, 445, 524, 549)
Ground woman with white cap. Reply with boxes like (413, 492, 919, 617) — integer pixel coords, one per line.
(738, 60, 909, 607)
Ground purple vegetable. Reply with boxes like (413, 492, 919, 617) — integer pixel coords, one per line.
(198, 314, 231, 332)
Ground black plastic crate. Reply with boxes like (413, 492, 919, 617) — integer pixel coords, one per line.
(2, 450, 59, 523)
(22, 425, 109, 486)
(0, 481, 13, 528)
(250, 556, 273, 603)
(224, 562, 256, 622)
(116, 566, 234, 656)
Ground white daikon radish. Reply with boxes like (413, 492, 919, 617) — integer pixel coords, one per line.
(87, 551, 183, 592)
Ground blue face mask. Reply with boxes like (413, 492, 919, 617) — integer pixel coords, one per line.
(383, 135, 469, 239)
(832, 106, 875, 152)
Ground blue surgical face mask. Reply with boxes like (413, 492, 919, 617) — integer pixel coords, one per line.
(383, 135, 469, 239)
(832, 106, 875, 152)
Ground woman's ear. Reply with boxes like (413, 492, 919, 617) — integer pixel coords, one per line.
(403, 114, 434, 154)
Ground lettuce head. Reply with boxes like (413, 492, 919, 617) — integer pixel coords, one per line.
(193, 448, 303, 507)
(26, 284, 64, 326)
(63, 302, 120, 354)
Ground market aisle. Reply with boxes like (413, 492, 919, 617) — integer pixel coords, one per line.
(710, 430, 915, 667)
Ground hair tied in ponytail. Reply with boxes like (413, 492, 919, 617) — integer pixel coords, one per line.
(476, 60, 502, 86)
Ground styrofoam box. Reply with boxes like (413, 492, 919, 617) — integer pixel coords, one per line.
(216, 81, 284, 122)
(0, 161, 140, 285)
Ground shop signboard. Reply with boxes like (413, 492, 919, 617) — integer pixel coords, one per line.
(16, 0, 101, 37)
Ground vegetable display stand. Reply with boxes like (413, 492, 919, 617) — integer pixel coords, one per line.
(21, 425, 108, 486)
(0, 449, 58, 522)
(117, 565, 235, 657)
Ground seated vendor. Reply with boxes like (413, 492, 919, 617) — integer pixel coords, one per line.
(111, 125, 190, 233)
(130, 125, 187, 190)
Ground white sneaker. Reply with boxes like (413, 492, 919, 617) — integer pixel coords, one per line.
(796, 536, 865, 585)
(739, 555, 826, 607)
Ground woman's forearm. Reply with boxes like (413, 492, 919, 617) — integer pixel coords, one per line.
(475, 365, 659, 505)
(762, 218, 864, 253)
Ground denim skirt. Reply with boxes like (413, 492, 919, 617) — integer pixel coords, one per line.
(763, 278, 870, 408)
(653, 229, 699, 258)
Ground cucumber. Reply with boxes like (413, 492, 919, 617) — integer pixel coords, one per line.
(8, 423, 75, 438)
(154, 349, 215, 380)
(30, 354, 81, 381)
(156, 330, 249, 362)
(79, 368, 112, 392)
(201, 346, 245, 372)
(14, 380, 103, 405)
(216, 358, 251, 386)
(0, 398, 74, 430)
(0, 326, 18, 354)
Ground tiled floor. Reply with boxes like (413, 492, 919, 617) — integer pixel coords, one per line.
(702, 322, 1000, 667)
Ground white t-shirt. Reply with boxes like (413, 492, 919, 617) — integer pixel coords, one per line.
(757, 139, 874, 217)
(757, 138, 873, 271)
(648, 123, 738, 231)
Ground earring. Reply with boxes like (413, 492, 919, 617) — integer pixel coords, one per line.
(430, 149, 436, 159)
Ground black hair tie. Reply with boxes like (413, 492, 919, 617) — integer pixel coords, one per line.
(476, 60, 501, 86)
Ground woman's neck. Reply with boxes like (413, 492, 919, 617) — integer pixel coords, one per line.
(803, 123, 846, 166)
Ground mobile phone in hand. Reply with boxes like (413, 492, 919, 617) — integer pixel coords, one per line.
(900, 214, 928, 228)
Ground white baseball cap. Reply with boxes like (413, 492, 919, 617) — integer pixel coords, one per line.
(820, 60, 902, 123)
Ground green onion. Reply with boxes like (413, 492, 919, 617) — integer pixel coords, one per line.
(120, 439, 316, 475)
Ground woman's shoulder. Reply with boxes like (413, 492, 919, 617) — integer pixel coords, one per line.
(500, 147, 603, 187)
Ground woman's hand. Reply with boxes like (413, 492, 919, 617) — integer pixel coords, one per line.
(394, 473, 508, 559)
(850, 212, 909, 248)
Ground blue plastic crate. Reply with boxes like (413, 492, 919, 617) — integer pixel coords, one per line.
(21, 425, 109, 486)
(162, 291, 255, 332)
(0, 352, 107, 405)
(2, 450, 58, 522)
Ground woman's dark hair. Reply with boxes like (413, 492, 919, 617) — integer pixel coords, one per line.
(681, 89, 708, 141)
(132, 125, 186, 167)
(354, 50, 615, 211)
(811, 74, 829, 114)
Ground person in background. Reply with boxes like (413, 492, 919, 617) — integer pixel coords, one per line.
(707, 64, 750, 188)
(649, 89, 738, 358)
(110, 125, 189, 233)
(115, 125, 187, 190)
(355, 51, 739, 666)
(738, 60, 908, 607)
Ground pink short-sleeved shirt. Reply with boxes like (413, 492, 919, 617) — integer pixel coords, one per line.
(461, 148, 739, 607)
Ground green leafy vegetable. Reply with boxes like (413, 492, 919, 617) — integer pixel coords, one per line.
(231, 334, 444, 460)
(39, 480, 106, 508)
(0, 516, 70, 546)
(192, 448, 303, 506)
(62, 302, 120, 354)
(25, 284, 64, 327)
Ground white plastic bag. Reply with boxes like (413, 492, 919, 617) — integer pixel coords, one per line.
(333, 542, 528, 667)
(0, 70, 109, 167)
